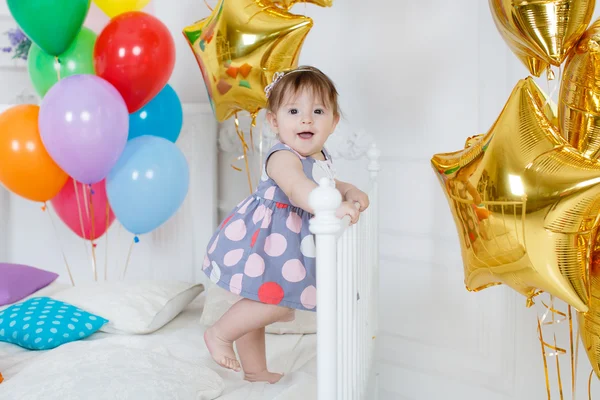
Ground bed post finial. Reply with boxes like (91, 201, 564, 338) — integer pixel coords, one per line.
(309, 178, 342, 235)
(367, 143, 381, 179)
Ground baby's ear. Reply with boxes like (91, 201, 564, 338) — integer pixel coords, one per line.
(266, 111, 278, 131)
(332, 113, 340, 131)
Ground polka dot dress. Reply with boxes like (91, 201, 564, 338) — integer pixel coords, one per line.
(203, 142, 335, 311)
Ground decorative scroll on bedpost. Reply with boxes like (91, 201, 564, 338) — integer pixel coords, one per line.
(309, 177, 342, 400)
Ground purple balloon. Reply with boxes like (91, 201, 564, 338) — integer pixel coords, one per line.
(39, 75, 129, 184)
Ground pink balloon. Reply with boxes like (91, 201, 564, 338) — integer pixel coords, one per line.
(51, 178, 115, 240)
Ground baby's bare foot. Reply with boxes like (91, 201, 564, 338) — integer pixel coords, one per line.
(204, 327, 241, 372)
(244, 369, 284, 384)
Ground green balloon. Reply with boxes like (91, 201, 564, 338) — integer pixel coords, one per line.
(28, 27, 97, 98)
(7, 0, 91, 56)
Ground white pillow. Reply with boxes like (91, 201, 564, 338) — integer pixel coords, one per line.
(1, 342, 224, 400)
(200, 283, 316, 334)
(51, 280, 204, 334)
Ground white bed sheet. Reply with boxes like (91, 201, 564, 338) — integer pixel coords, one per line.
(0, 283, 318, 400)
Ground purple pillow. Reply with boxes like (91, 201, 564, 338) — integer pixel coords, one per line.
(0, 263, 59, 306)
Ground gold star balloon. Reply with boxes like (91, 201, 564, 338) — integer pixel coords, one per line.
(560, 18, 600, 159)
(430, 77, 600, 312)
(489, 0, 595, 76)
(183, 0, 313, 122)
(270, 0, 332, 10)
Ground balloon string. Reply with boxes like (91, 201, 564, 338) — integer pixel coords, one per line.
(44, 202, 75, 286)
(569, 305, 577, 399)
(88, 185, 97, 282)
(233, 112, 254, 194)
(538, 316, 552, 400)
(122, 236, 136, 280)
(590, 370, 594, 400)
(73, 180, 91, 261)
(252, 112, 264, 187)
(537, 295, 570, 400)
(104, 201, 109, 281)
(204, 0, 213, 11)
(82, 183, 90, 221)
(54, 57, 61, 81)
(554, 333, 564, 399)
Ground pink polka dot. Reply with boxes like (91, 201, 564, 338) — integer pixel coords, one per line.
(224, 249, 244, 266)
(203, 255, 210, 270)
(282, 259, 306, 282)
(229, 273, 243, 295)
(301, 285, 316, 309)
(264, 233, 287, 257)
(253, 205, 266, 224)
(208, 235, 219, 254)
(261, 208, 273, 229)
(238, 197, 254, 214)
(244, 253, 265, 277)
(264, 186, 276, 200)
(225, 220, 247, 241)
(286, 212, 302, 233)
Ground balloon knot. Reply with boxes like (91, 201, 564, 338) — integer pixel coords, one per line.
(41, 205, 46, 211)
(90, 189, 95, 195)
(134, 236, 140, 243)
(92, 243, 97, 248)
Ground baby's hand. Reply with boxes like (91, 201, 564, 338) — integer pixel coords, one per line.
(345, 187, 370, 211)
(336, 201, 360, 225)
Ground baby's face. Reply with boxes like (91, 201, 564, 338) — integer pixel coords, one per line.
(267, 89, 339, 158)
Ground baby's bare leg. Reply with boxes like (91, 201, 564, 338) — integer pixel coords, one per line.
(204, 298, 293, 373)
(236, 327, 283, 383)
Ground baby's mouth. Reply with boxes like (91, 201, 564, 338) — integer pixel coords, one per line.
(297, 131, 314, 139)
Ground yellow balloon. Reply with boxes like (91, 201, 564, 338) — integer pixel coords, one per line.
(489, 0, 595, 76)
(270, 0, 332, 10)
(93, 0, 150, 17)
(560, 19, 600, 159)
(430, 77, 600, 312)
(182, 0, 313, 122)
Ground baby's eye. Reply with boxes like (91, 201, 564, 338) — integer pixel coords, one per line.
(289, 108, 298, 115)
(314, 109, 324, 115)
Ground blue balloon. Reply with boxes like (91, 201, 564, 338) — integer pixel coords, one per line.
(106, 136, 189, 235)
(129, 84, 183, 143)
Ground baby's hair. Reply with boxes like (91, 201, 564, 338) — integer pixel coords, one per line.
(266, 65, 340, 116)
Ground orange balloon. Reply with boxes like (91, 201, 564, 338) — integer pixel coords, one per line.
(0, 105, 68, 202)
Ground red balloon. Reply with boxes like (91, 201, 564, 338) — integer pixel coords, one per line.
(94, 11, 175, 113)
(51, 178, 115, 240)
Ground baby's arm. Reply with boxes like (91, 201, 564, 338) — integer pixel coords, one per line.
(267, 151, 318, 214)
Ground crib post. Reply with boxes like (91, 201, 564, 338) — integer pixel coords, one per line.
(309, 177, 343, 400)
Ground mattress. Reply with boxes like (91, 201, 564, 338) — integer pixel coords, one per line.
(0, 282, 318, 400)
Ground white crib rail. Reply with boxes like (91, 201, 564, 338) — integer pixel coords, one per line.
(309, 144, 381, 400)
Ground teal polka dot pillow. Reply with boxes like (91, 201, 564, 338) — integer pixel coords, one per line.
(0, 296, 108, 350)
